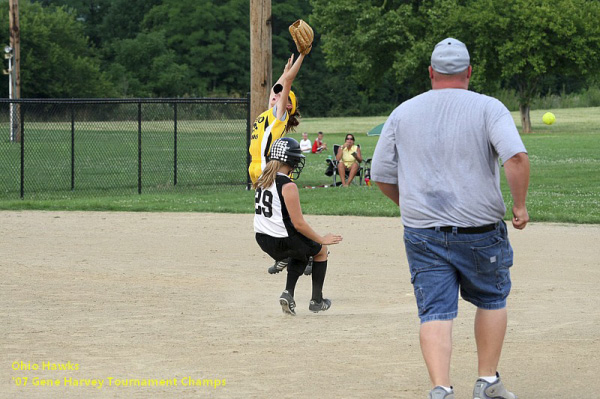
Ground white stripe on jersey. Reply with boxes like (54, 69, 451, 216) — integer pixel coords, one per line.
(259, 121, 274, 174)
(259, 106, 287, 174)
(254, 174, 288, 237)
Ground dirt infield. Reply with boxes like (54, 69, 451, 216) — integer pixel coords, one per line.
(1, 211, 599, 398)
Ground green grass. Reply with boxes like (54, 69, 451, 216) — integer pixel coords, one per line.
(507, 108, 600, 223)
(0, 120, 248, 197)
(1, 107, 599, 224)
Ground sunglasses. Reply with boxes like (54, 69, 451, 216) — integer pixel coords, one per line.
(345, 137, 354, 141)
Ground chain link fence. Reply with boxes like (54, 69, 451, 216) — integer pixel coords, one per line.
(0, 98, 251, 199)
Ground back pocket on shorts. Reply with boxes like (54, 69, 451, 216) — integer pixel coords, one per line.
(471, 238, 504, 274)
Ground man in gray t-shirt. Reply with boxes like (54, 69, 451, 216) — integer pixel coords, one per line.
(372, 38, 530, 399)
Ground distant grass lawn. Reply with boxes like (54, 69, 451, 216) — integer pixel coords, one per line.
(1, 107, 599, 224)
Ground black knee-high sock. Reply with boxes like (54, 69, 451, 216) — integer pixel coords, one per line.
(285, 259, 304, 297)
(311, 260, 327, 302)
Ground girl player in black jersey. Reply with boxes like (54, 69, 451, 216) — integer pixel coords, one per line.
(253, 137, 343, 315)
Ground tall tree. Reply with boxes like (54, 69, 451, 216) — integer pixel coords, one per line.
(106, 30, 190, 97)
(459, 0, 600, 132)
(142, 0, 250, 96)
(33, 0, 112, 47)
(98, 0, 161, 44)
(0, 1, 115, 98)
(310, 0, 456, 104)
(309, 0, 600, 128)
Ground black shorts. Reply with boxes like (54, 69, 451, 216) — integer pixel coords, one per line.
(255, 232, 321, 263)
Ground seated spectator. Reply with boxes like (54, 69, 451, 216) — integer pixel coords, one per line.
(336, 134, 362, 187)
(312, 131, 328, 153)
(299, 132, 312, 153)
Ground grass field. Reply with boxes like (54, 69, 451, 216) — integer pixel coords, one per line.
(0, 119, 248, 198)
(0, 107, 599, 224)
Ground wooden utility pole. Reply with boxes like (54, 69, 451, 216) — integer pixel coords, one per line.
(9, 0, 21, 142)
(9, 0, 19, 99)
(249, 0, 272, 124)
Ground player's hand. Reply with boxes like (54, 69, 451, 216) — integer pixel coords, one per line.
(512, 205, 529, 230)
(284, 54, 293, 73)
(321, 233, 343, 245)
(281, 54, 295, 79)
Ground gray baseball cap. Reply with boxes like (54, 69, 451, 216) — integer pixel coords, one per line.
(431, 38, 470, 74)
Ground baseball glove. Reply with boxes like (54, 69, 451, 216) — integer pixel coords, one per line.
(289, 19, 314, 55)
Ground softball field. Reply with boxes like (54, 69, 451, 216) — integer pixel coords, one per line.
(1, 211, 598, 398)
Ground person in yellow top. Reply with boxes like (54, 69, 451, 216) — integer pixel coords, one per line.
(336, 134, 363, 187)
(248, 53, 305, 184)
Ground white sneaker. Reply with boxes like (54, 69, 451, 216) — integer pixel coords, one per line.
(429, 386, 454, 399)
(473, 373, 516, 399)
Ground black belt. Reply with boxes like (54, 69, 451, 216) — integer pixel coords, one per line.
(428, 223, 497, 234)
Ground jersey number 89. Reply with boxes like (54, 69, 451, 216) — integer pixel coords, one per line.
(255, 188, 273, 218)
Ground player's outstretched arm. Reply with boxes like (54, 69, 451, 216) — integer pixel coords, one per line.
(269, 57, 293, 106)
(275, 54, 305, 121)
(282, 182, 342, 245)
(267, 55, 295, 110)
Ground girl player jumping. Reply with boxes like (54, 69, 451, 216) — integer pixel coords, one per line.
(253, 137, 343, 314)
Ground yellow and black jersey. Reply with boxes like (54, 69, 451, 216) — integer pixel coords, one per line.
(248, 107, 289, 184)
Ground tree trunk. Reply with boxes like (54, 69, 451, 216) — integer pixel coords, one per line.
(519, 103, 532, 134)
(9, 0, 21, 143)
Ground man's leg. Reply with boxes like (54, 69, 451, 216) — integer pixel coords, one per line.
(474, 308, 507, 376)
(472, 309, 515, 399)
(420, 320, 453, 388)
(404, 227, 459, 393)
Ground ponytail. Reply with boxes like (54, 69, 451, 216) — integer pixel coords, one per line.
(253, 160, 286, 190)
(285, 109, 300, 133)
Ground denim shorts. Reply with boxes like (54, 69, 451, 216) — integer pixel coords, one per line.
(403, 221, 514, 323)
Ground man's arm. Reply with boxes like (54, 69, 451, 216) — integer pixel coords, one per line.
(503, 152, 530, 229)
(374, 182, 400, 206)
(371, 118, 399, 205)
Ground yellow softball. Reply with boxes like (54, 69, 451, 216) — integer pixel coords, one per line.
(542, 112, 556, 125)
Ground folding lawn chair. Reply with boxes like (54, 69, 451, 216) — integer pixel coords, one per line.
(325, 144, 371, 186)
